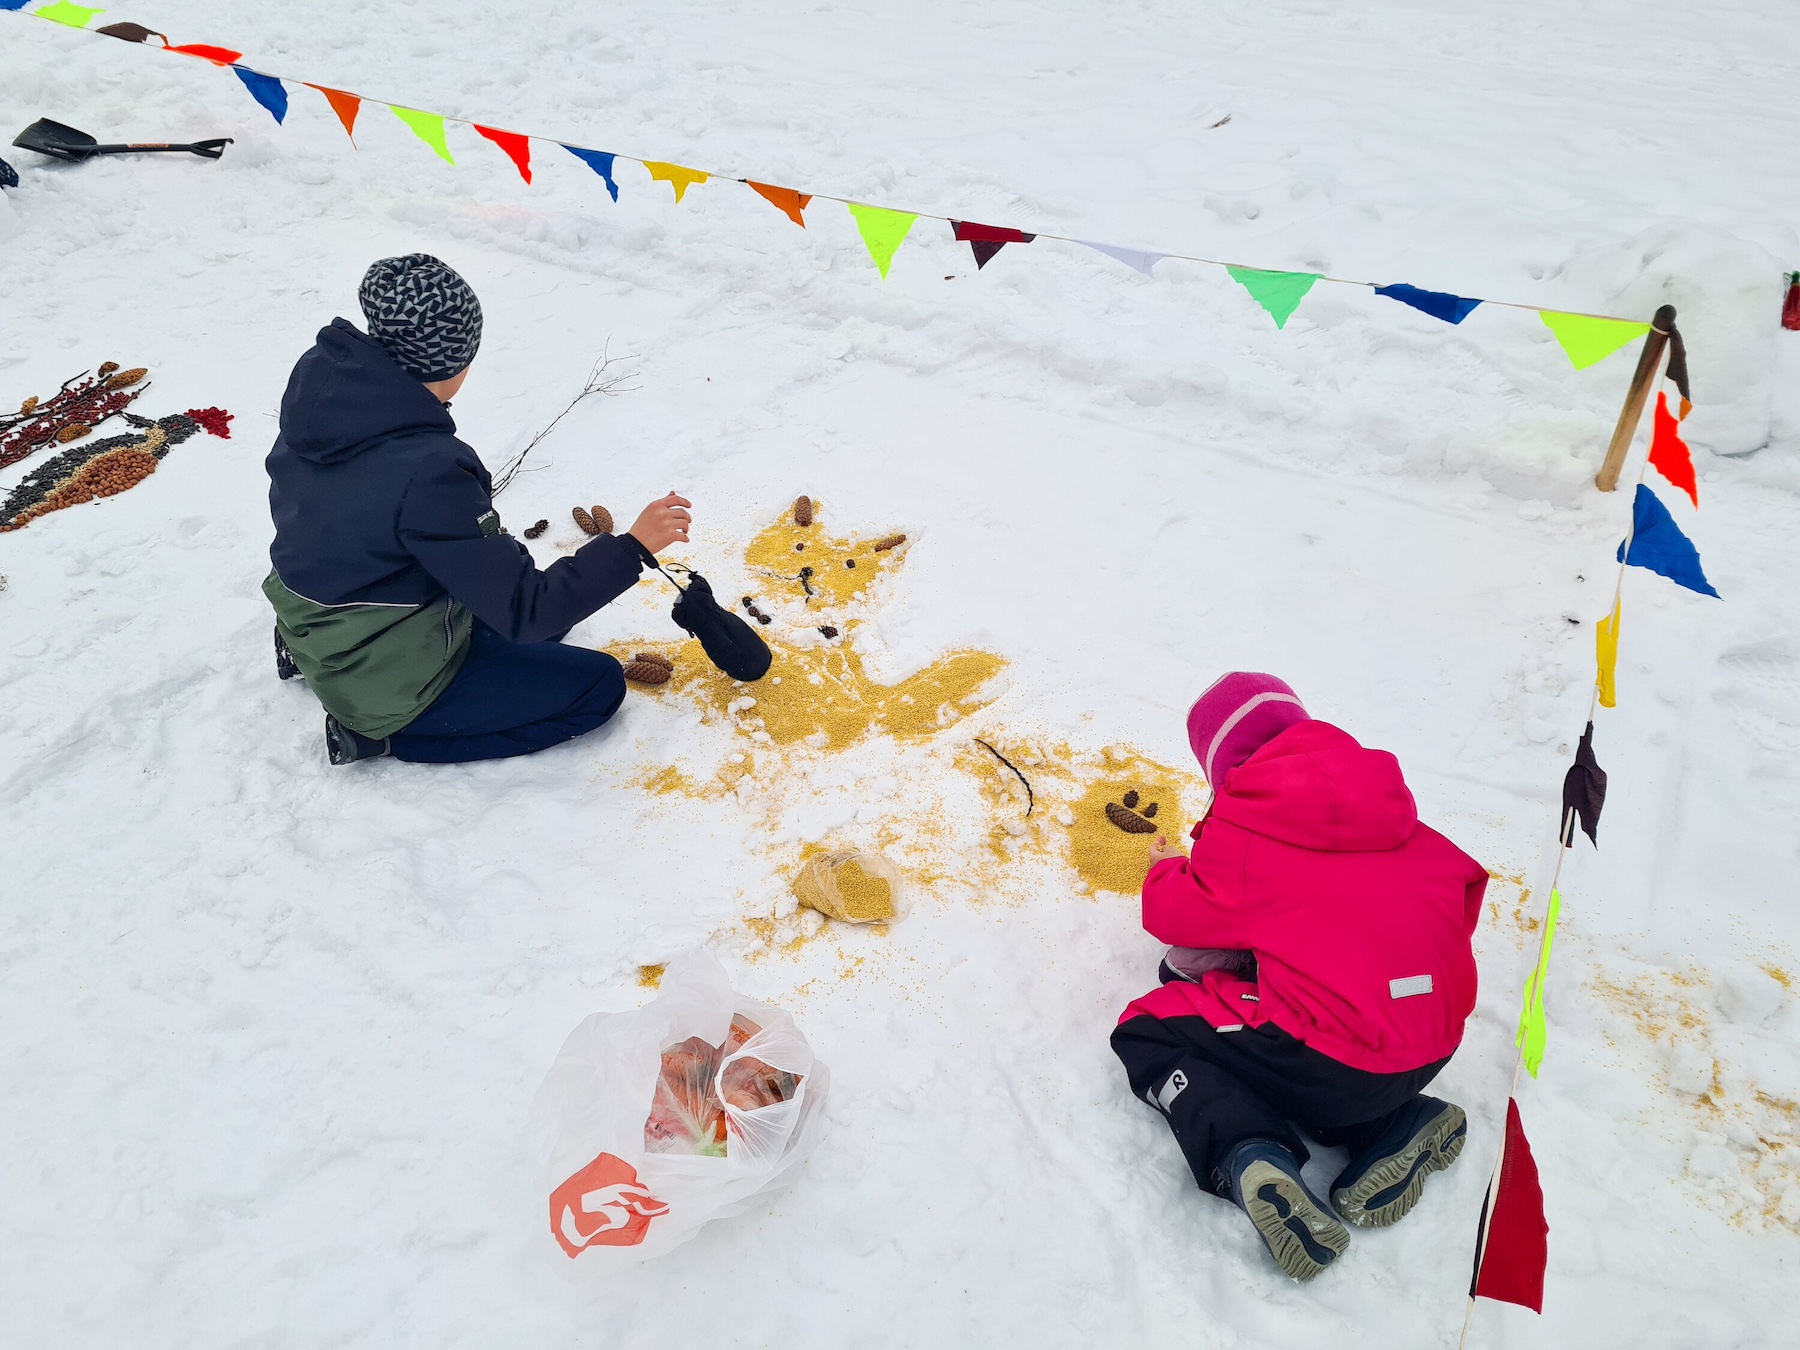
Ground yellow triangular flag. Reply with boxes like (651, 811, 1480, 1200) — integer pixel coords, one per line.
(1596, 598, 1621, 709)
(1539, 311, 1649, 370)
(390, 106, 454, 164)
(34, 2, 101, 27)
(1516, 888, 1562, 1078)
(643, 161, 708, 203)
(846, 203, 917, 280)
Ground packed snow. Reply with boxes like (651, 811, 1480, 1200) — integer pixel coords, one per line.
(1, 1, 1797, 1346)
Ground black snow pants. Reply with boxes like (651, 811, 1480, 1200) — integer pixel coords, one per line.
(1111, 1012, 1450, 1196)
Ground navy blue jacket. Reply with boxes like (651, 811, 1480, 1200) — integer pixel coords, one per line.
(267, 319, 644, 641)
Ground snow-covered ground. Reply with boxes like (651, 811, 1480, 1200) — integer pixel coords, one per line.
(2, 2, 1797, 1346)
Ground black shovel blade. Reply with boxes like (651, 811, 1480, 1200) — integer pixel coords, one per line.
(13, 118, 100, 161)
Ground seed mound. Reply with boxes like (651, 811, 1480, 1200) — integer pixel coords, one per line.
(1106, 801, 1158, 834)
(623, 659, 673, 685)
(572, 506, 598, 536)
(590, 504, 614, 535)
(522, 519, 549, 539)
(793, 495, 813, 526)
(873, 534, 906, 552)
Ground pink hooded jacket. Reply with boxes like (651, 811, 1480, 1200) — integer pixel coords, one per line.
(1121, 720, 1487, 1075)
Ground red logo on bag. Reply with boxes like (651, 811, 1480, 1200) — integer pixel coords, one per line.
(549, 1152, 670, 1256)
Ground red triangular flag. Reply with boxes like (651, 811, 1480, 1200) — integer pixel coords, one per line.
(1471, 1098, 1548, 1313)
(748, 181, 812, 227)
(163, 43, 243, 65)
(475, 126, 532, 184)
(1647, 391, 1698, 508)
(309, 86, 361, 141)
(951, 219, 1036, 269)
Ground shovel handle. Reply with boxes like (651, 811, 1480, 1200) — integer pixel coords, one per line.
(84, 139, 234, 158)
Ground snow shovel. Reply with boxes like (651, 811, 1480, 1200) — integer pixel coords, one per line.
(11, 119, 232, 163)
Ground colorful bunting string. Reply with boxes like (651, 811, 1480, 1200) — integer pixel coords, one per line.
(1618, 483, 1719, 599)
(1469, 1099, 1549, 1313)
(1595, 599, 1620, 710)
(1647, 392, 1697, 507)
(10, 1, 1663, 351)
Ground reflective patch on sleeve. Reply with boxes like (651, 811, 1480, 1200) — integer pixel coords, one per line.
(1154, 1068, 1189, 1113)
(477, 508, 502, 537)
(1214, 1023, 1245, 1033)
(1389, 974, 1434, 999)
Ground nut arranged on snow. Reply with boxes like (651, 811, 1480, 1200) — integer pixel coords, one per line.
(741, 596, 772, 626)
(1106, 801, 1158, 834)
(793, 495, 813, 526)
(872, 534, 906, 552)
(572, 506, 599, 536)
(623, 659, 673, 685)
(632, 651, 674, 671)
(522, 519, 549, 539)
(590, 504, 614, 535)
(55, 424, 91, 444)
(1122, 789, 1140, 809)
(104, 367, 147, 390)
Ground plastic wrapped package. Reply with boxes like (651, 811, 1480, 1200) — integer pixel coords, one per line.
(792, 849, 907, 924)
(530, 949, 828, 1263)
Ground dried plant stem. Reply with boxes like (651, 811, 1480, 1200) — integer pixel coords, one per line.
(491, 345, 638, 496)
(974, 738, 1034, 817)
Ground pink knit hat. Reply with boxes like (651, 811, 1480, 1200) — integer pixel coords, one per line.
(1186, 672, 1309, 787)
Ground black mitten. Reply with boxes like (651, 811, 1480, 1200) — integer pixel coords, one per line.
(670, 570, 771, 682)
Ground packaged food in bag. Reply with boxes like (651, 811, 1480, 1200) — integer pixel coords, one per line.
(792, 849, 907, 924)
(530, 949, 828, 1262)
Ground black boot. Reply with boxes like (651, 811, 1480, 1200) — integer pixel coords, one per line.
(325, 714, 391, 765)
(274, 625, 301, 681)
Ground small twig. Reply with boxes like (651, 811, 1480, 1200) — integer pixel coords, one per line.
(974, 738, 1034, 817)
(491, 343, 638, 496)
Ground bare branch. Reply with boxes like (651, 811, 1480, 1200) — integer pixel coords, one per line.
(491, 343, 639, 497)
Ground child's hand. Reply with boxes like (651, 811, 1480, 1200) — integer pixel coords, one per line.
(628, 492, 693, 555)
(1148, 835, 1184, 865)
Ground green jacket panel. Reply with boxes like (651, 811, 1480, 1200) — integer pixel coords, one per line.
(263, 570, 472, 738)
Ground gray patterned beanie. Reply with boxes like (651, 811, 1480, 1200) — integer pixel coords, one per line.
(357, 253, 483, 383)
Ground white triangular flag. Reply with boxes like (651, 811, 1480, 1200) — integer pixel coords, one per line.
(1079, 240, 1167, 276)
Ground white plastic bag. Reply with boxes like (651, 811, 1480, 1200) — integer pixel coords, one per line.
(529, 948, 829, 1263)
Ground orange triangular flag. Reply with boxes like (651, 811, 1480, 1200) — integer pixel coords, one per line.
(1648, 391, 1698, 508)
(309, 86, 361, 141)
(163, 43, 243, 65)
(748, 182, 812, 227)
(475, 126, 532, 184)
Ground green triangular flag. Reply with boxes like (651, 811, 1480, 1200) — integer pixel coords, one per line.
(34, 1, 102, 26)
(847, 203, 918, 280)
(390, 106, 454, 165)
(1226, 266, 1320, 330)
(1516, 887, 1562, 1078)
(1540, 311, 1649, 370)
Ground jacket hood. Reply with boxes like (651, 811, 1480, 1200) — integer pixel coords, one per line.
(278, 318, 454, 465)
(1207, 720, 1418, 852)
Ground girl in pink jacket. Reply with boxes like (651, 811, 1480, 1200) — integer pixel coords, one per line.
(1112, 672, 1487, 1281)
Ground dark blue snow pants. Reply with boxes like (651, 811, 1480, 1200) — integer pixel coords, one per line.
(389, 623, 627, 764)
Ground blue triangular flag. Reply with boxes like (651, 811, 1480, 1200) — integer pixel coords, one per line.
(232, 67, 288, 124)
(563, 145, 619, 201)
(1375, 283, 1481, 325)
(1618, 483, 1719, 598)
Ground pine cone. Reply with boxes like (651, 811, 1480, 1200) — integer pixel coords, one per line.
(572, 506, 598, 536)
(818, 625, 839, 639)
(522, 519, 549, 539)
(623, 659, 672, 685)
(55, 424, 91, 444)
(873, 534, 906, 552)
(1143, 802, 1158, 818)
(793, 495, 813, 526)
(20, 396, 37, 414)
(104, 367, 147, 390)
(1122, 789, 1139, 809)
(98, 361, 120, 378)
(1105, 802, 1158, 834)
(632, 652, 673, 671)
(590, 505, 613, 535)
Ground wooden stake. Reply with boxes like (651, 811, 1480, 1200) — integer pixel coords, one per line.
(1594, 304, 1675, 492)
